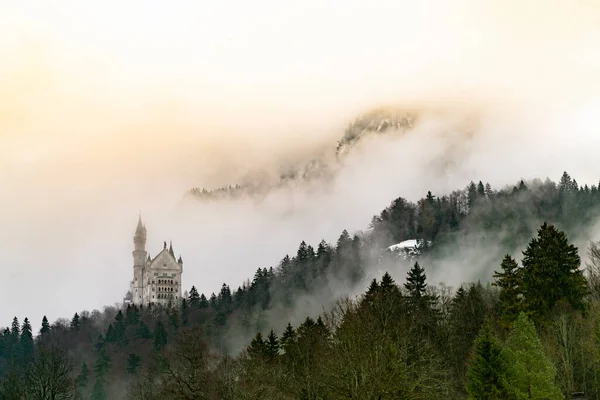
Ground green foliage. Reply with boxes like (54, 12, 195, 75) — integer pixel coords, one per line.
(20, 318, 34, 365)
(91, 378, 107, 400)
(76, 362, 90, 388)
(503, 312, 563, 400)
(39, 316, 50, 336)
(466, 321, 507, 399)
(521, 222, 587, 324)
(493, 255, 522, 327)
(70, 312, 80, 331)
(94, 348, 111, 380)
(404, 261, 427, 298)
(126, 353, 142, 375)
(4, 173, 600, 397)
(153, 320, 168, 351)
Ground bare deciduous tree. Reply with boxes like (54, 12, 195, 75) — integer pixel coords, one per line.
(25, 344, 77, 400)
(586, 241, 600, 301)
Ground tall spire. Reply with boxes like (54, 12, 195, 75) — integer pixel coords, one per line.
(136, 213, 145, 234)
(134, 213, 147, 248)
(169, 241, 175, 257)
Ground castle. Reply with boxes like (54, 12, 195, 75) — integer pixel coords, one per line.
(124, 215, 184, 307)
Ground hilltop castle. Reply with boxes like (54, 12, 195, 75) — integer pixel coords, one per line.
(124, 215, 184, 306)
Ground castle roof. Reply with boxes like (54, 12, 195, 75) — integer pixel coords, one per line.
(146, 246, 182, 269)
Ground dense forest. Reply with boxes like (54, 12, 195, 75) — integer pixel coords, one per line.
(2, 171, 600, 399)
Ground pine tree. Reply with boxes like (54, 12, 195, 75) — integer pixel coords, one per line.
(180, 298, 189, 327)
(209, 293, 217, 308)
(20, 318, 34, 364)
(364, 278, 380, 304)
(168, 309, 180, 332)
(11, 317, 20, 339)
(94, 348, 111, 380)
(126, 353, 142, 375)
(199, 293, 209, 308)
(70, 313, 80, 331)
(188, 286, 200, 307)
(466, 321, 507, 399)
(503, 312, 562, 399)
(380, 272, 396, 292)
(91, 379, 107, 400)
(467, 181, 478, 210)
(153, 321, 168, 351)
(40, 316, 50, 336)
(280, 323, 296, 354)
(520, 222, 587, 324)
(76, 362, 90, 389)
(135, 321, 152, 340)
(492, 255, 522, 327)
(248, 332, 267, 359)
(265, 329, 280, 359)
(218, 283, 233, 310)
(559, 171, 573, 193)
(484, 183, 494, 198)
(404, 262, 427, 298)
(477, 181, 486, 197)
(114, 310, 125, 343)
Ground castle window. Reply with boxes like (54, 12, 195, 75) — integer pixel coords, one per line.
(152, 295, 155, 299)
(154, 273, 158, 276)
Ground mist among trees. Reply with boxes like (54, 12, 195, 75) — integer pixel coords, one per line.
(2, 171, 600, 399)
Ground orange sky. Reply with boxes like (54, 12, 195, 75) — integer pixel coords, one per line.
(1, 0, 600, 330)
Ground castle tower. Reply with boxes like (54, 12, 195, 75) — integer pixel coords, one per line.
(132, 214, 147, 304)
(128, 214, 184, 307)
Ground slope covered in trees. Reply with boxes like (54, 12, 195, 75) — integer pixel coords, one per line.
(1, 171, 600, 399)
(186, 108, 418, 202)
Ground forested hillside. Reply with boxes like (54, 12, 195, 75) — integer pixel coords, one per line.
(186, 108, 417, 202)
(1, 171, 600, 399)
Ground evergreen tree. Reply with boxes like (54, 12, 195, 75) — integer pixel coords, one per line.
(188, 286, 200, 307)
(153, 321, 168, 351)
(265, 330, 280, 359)
(466, 321, 507, 399)
(364, 278, 380, 304)
(168, 309, 180, 332)
(467, 181, 478, 209)
(380, 271, 396, 292)
(70, 313, 80, 331)
(91, 379, 107, 400)
(521, 222, 587, 324)
(126, 353, 142, 375)
(248, 332, 267, 359)
(280, 323, 296, 354)
(11, 317, 20, 340)
(218, 283, 233, 310)
(40, 316, 50, 336)
(484, 183, 494, 198)
(404, 262, 427, 299)
(477, 181, 486, 198)
(503, 312, 562, 400)
(180, 298, 189, 327)
(20, 318, 34, 364)
(94, 348, 111, 380)
(199, 293, 209, 308)
(135, 321, 152, 340)
(114, 310, 125, 343)
(492, 255, 522, 327)
(76, 362, 90, 389)
(209, 293, 217, 308)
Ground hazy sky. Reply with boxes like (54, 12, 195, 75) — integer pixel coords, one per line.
(1, 0, 600, 330)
